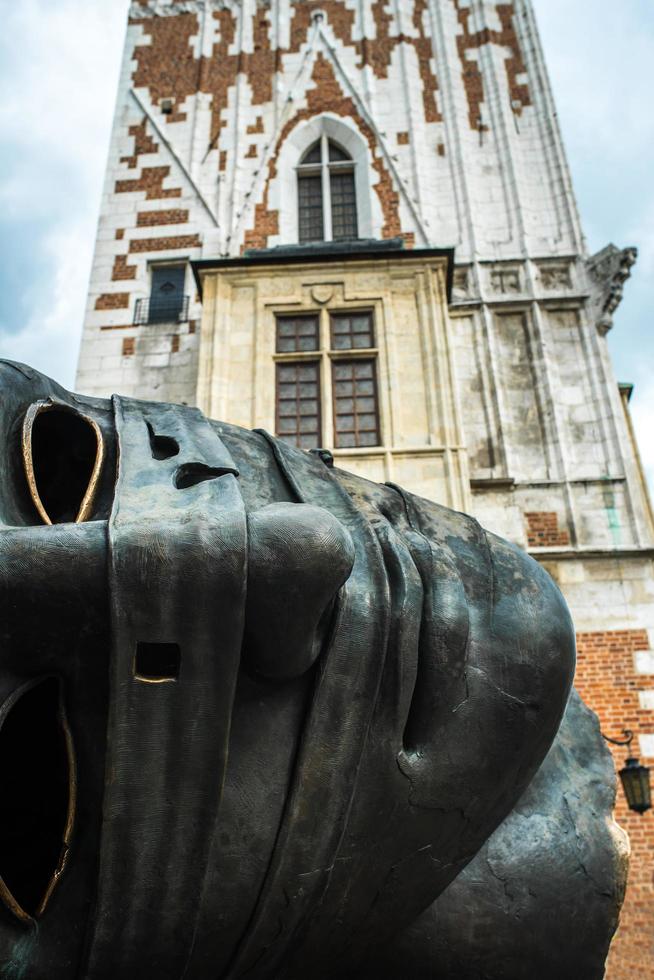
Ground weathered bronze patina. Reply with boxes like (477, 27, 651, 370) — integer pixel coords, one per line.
(0, 361, 624, 979)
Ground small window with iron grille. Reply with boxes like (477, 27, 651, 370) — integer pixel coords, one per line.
(135, 263, 189, 325)
(297, 137, 358, 244)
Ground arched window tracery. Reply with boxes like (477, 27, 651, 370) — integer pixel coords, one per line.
(297, 136, 358, 244)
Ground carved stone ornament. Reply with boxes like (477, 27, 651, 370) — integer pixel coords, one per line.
(587, 243, 638, 335)
(490, 267, 521, 294)
(538, 262, 573, 291)
(310, 284, 335, 305)
(452, 266, 470, 300)
(0, 360, 626, 979)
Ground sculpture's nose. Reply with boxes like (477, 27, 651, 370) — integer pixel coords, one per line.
(244, 503, 355, 679)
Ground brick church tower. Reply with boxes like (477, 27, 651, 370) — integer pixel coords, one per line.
(76, 2, 653, 973)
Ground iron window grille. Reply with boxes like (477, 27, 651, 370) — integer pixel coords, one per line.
(134, 295, 190, 325)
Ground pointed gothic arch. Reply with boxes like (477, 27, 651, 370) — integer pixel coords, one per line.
(272, 115, 379, 246)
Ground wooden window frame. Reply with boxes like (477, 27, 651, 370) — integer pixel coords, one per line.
(296, 135, 358, 244)
(331, 357, 381, 450)
(273, 307, 382, 451)
(275, 359, 322, 450)
(329, 310, 375, 351)
(275, 313, 320, 353)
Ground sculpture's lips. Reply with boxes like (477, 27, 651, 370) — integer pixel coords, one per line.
(0, 676, 76, 924)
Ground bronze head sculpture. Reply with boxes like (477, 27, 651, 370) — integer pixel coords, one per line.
(0, 360, 624, 979)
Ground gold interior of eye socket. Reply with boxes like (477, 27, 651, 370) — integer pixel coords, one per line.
(0, 677, 77, 924)
(22, 400, 105, 525)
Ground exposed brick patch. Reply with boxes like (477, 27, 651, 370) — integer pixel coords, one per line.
(171, 334, 180, 354)
(245, 143, 258, 159)
(112, 255, 137, 281)
(247, 116, 264, 134)
(400, 232, 416, 248)
(129, 234, 201, 253)
(115, 229, 125, 240)
(130, 12, 200, 123)
(356, 0, 441, 122)
(95, 293, 130, 311)
(137, 209, 189, 227)
(575, 631, 654, 980)
(453, 1, 532, 130)
(437, 143, 446, 157)
(122, 337, 136, 356)
(219, 150, 227, 172)
(201, 8, 275, 146)
(115, 166, 182, 201)
(525, 511, 570, 547)
(121, 117, 158, 169)
(244, 55, 405, 250)
(397, 131, 410, 145)
(132, 7, 273, 153)
(289, 1, 354, 53)
(131, 0, 443, 183)
(189, 320, 197, 335)
(411, 0, 441, 123)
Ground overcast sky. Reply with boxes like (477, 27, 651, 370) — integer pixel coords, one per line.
(0, 0, 652, 487)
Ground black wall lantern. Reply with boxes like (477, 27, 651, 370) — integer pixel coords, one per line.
(602, 729, 652, 815)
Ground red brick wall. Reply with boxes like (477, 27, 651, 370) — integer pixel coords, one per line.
(525, 511, 570, 547)
(575, 630, 654, 979)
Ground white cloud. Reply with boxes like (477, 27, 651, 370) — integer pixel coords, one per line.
(0, 0, 129, 385)
(1, 221, 90, 386)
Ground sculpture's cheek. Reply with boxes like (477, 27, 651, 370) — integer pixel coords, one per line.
(244, 503, 355, 679)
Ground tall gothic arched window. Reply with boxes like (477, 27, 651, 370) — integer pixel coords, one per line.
(297, 137, 358, 244)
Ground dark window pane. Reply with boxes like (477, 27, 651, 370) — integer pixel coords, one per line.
(276, 361, 321, 449)
(276, 315, 319, 353)
(328, 140, 351, 161)
(330, 312, 373, 351)
(330, 171, 358, 241)
(358, 432, 378, 447)
(298, 174, 324, 243)
(149, 264, 185, 323)
(332, 357, 380, 449)
(301, 140, 322, 164)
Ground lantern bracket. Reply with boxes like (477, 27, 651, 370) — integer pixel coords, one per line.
(601, 728, 634, 749)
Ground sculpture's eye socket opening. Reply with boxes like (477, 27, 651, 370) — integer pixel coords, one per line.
(0, 678, 76, 923)
(134, 642, 181, 683)
(22, 401, 105, 524)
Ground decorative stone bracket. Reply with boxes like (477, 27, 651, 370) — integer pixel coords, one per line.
(587, 244, 638, 335)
